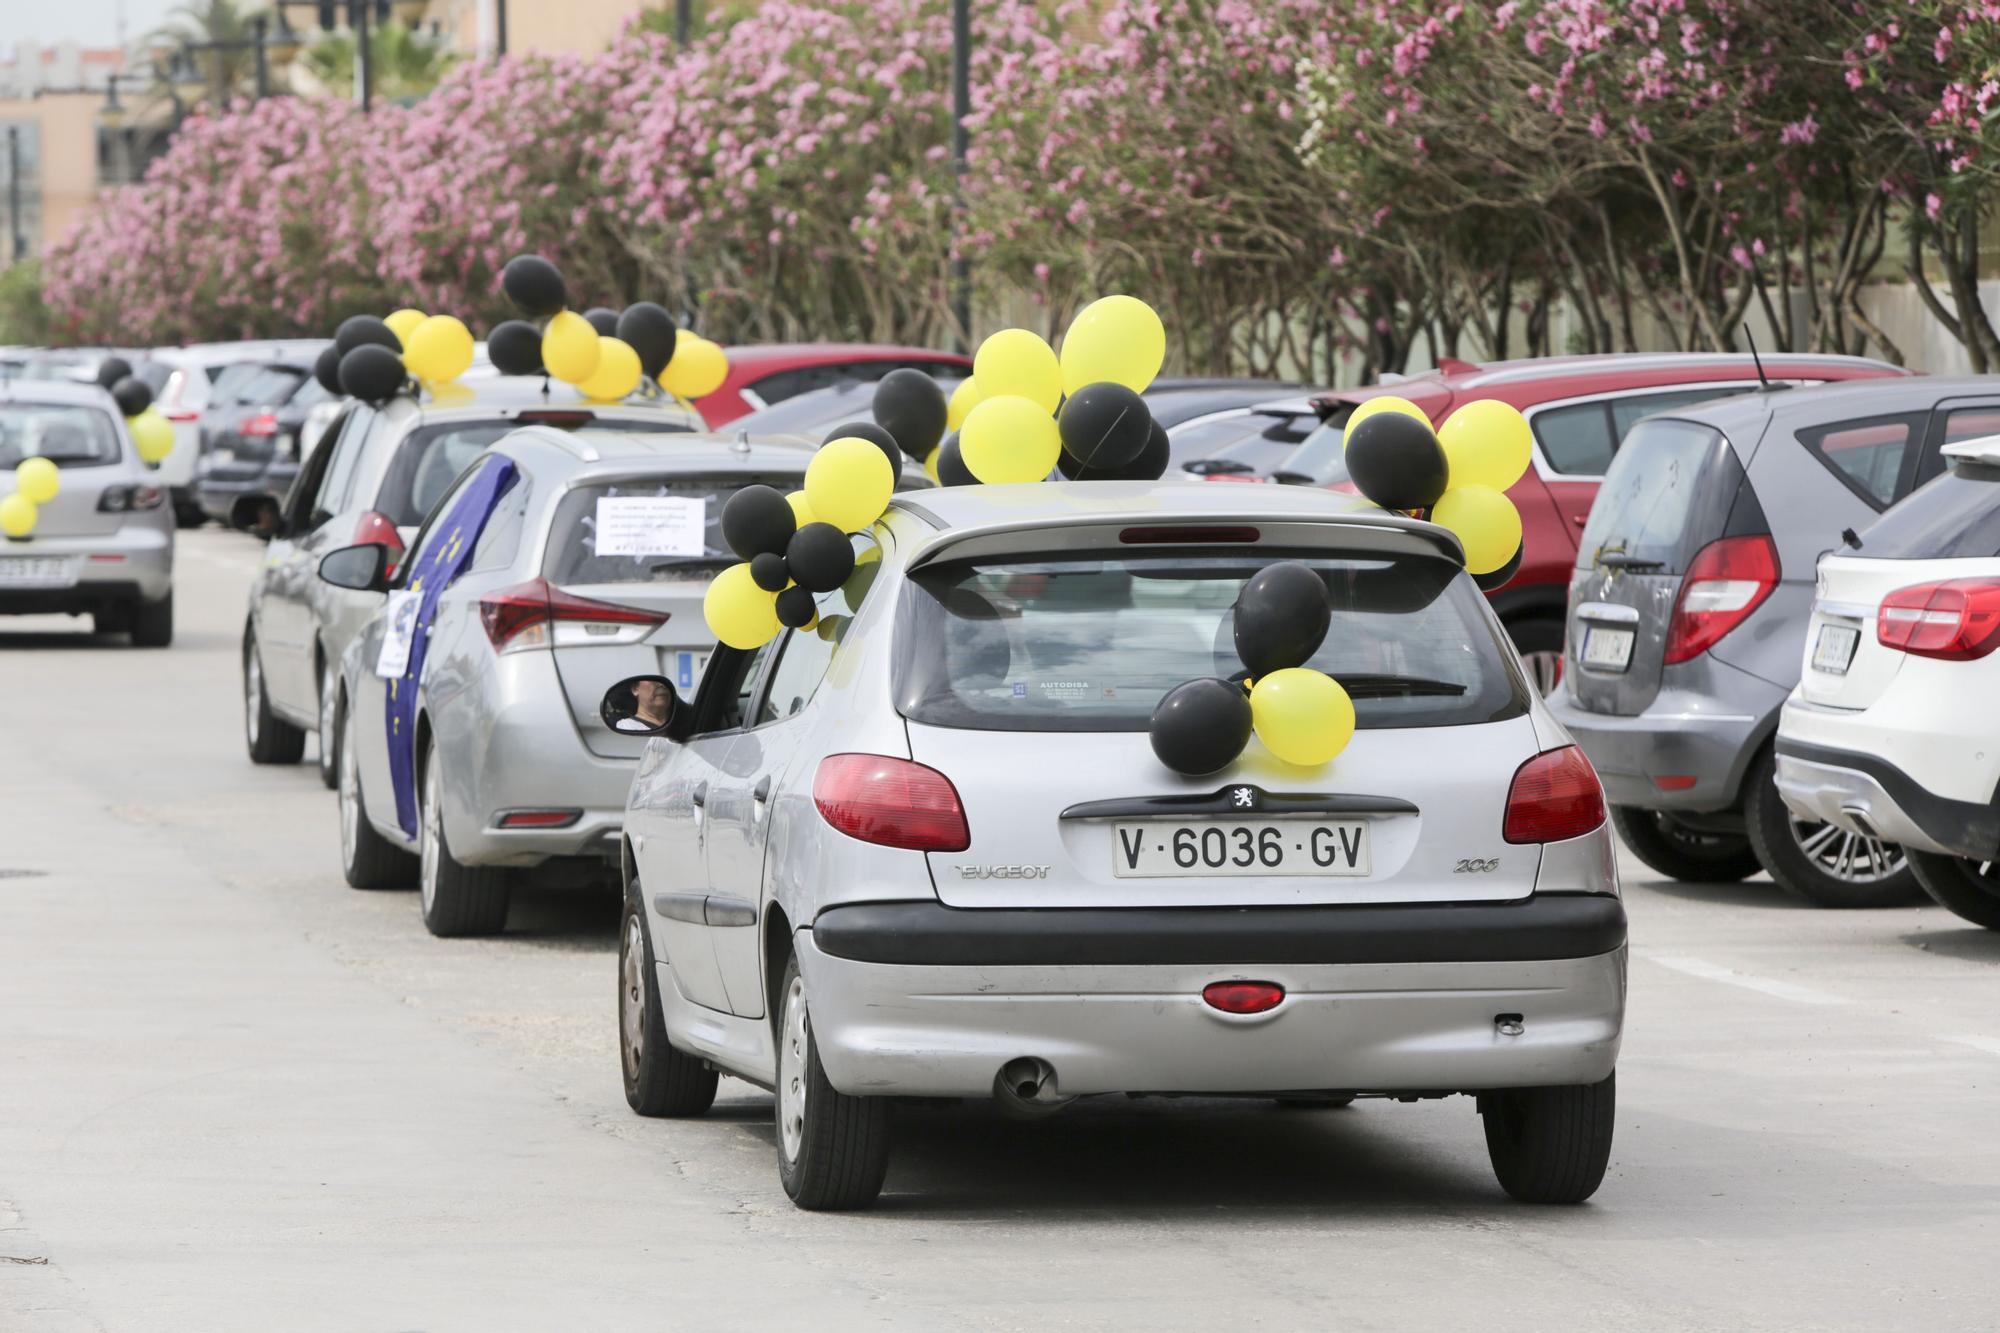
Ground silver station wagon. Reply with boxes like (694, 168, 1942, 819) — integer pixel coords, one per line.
(605, 482, 1627, 1211)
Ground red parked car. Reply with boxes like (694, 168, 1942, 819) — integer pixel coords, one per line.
(1228, 353, 1910, 690)
(691, 343, 972, 426)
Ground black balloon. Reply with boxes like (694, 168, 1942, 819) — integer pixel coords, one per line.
(110, 376, 153, 417)
(335, 314, 400, 357)
(787, 522, 855, 593)
(616, 302, 679, 380)
(720, 484, 796, 561)
(825, 421, 902, 480)
(501, 254, 567, 319)
(750, 551, 791, 592)
(775, 585, 817, 630)
(582, 306, 620, 337)
(95, 356, 133, 389)
(1343, 411, 1449, 512)
(338, 344, 406, 404)
(1149, 677, 1255, 776)
(1233, 561, 1331, 678)
(487, 319, 544, 376)
(935, 432, 978, 486)
(313, 344, 345, 394)
(1474, 540, 1525, 592)
(1059, 418, 1170, 481)
(872, 368, 948, 460)
(1058, 383, 1152, 470)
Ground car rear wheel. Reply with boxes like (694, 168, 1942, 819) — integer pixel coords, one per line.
(339, 698, 416, 889)
(620, 893, 718, 1116)
(1480, 1072, 1615, 1204)
(1907, 852, 2000, 930)
(315, 655, 340, 790)
(243, 626, 305, 763)
(1609, 806, 1762, 883)
(775, 952, 891, 1211)
(1745, 752, 1919, 908)
(1505, 615, 1564, 697)
(130, 592, 173, 649)
(418, 739, 511, 938)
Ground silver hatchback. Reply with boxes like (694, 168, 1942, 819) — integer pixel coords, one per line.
(606, 482, 1627, 1210)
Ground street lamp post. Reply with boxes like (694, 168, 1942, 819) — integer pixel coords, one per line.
(6, 126, 24, 264)
(253, 16, 271, 99)
(950, 0, 971, 349)
(351, 0, 373, 111)
(495, 0, 507, 56)
(675, 0, 692, 47)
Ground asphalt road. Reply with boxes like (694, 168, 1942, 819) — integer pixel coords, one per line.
(3, 529, 1998, 1332)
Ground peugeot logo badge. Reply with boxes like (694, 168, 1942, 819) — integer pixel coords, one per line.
(1231, 787, 1255, 809)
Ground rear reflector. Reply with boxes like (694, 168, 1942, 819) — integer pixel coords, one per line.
(1664, 535, 1779, 664)
(495, 810, 581, 829)
(1503, 745, 1606, 844)
(1877, 578, 2000, 661)
(1202, 981, 1285, 1014)
(1652, 774, 1698, 791)
(1119, 525, 1260, 544)
(478, 577, 666, 653)
(813, 753, 970, 852)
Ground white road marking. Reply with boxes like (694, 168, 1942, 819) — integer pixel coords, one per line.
(1644, 953, 1852, 1006)
(1939, 1034, 2000, 1058)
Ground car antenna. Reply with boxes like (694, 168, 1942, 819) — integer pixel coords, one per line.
(1742, 325, 1787, 392)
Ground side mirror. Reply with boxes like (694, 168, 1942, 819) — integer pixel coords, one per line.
(229, 492, 282, 538)
(318, 542, 393, 594)
(601, 674, 682, 738)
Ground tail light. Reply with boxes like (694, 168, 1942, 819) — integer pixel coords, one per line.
(1663, 535, 1779, 664)
(813, 753, 970, 852)
(1877, 578, 2000, 661)
(477, 577, 666, 653)
(98, 484, 167, 512)
(1202, 981, 1285, 1014)
(165, 411, 199, 423)
(353, 510, 405, 578)
(240, 412, 279, 438)
(1503, 745, 1606, 844)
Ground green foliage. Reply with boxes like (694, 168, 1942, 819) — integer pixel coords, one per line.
(0, 261, 52, 346)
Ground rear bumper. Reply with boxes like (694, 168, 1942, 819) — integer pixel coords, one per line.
(797, 895, 1626, 1097)
(0, 524, 173, 612)
(1774, 736, 2000, 861)
(444, 686, 635, 868)
(1550, 672, 1785, 812)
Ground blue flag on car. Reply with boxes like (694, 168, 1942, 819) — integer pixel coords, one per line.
(386, 456, 518, 838)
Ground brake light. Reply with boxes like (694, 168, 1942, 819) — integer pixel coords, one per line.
(477, 577, 666, 653)
(514, 410, 596, 428)
(165, 411, 199, 423)
(240, 412, 279, 438)
(353, 510, 405, 578)
(1877, 578, 2000, 661)
(1202, 981, 1285, 1014)
(1502, 746, 1606, 844)
(813, 753, 969, 852)
(1119, 525, 1261, 544)
(1663, 535, 1779, 664)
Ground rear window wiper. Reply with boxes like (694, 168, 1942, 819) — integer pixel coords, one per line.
(1597, 552, 1665, 571)
(1335, 673, 1468, 698)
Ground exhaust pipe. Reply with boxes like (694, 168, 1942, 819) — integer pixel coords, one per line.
(994, 1057, 1073, 1117)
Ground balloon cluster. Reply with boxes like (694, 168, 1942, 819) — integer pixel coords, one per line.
(1148, 563, 1356, 776)
(703, 437, 895, 650)
(488, 255, 727, 403)
(1340, 396, 1532, 585)
(4, 358, 175, 538)
(313, 307, 475, 405)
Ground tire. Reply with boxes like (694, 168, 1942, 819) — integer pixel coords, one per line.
(775, 953, 891, 1211)
(91, 605, 132, 636)
(1610, 806, 1763, 883)
(620, 889, 718, 1116)
(315, 653, 340, 790)
(1908, 851, 2000, 930)
(418, 738, 511, 938)
(1480, 1072, 1616, 1204)
(338, 697, 417, 889)
(1744, 751, 1920, 908)
(242, 625, 305, 763)
(174, 502, 206, 530)
(1505, 614, 1565, 697)
(130, 592, 174, 649)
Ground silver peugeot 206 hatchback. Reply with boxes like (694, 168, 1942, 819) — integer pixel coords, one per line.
(607, 482, 1626, 1211)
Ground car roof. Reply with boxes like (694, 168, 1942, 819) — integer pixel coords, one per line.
(719, 343, 972, 371)
(379, 377, 706, 417)
(1144, 382, 1312, 426)
(497, 425, 819, 478)
(890, 478, 1410, 533)
(1657, 374, 2000, 433)
(155, 340, 330, 365)
(0, 380, 118, 409)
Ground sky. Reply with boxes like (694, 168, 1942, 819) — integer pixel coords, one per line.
(3, 0, 183, 51)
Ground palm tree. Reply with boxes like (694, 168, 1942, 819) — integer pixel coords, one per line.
(296, 22, 457, 104)
(147, 0, 265, 109)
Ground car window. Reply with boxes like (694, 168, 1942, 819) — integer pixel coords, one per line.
(1943, 406, 2000, 444)
(468, 477, 531, 572)
(542, 474, 812, 586)
(747, 360, 956, 406)
(237, 367, 307, 406)
(1795, 412, 1925, 510)
(1859, 461, 2000, 559)
(751, 535, 880, 725)
(1532, 402, 1617, 475)
(1608, 386, 1759, 440)
(0, 403, 124, 469)
(208, 362, 261, 402)
(316, 406, 376, 517)
(286, 409, 351, 528)
(1170, 413, 1307, 472)
(700, 640, 777, 733)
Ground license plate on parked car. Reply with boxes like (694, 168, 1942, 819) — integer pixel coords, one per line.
(1580, 625, 1635, 671)
(1112, 819, 1370, 878)
(1812, 623, 1861, 675)
(0, 556, 78, 588)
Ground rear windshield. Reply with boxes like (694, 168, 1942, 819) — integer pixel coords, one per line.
(1578, 419, 1741, 572)
(377, 416, 694, 527)
(545, 474, 809, 584)
(895, 551, 1525, 732)
(0, 403, 123, 469)
(1857, 463, 2000, 559)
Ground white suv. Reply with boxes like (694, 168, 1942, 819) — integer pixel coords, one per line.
(1776, 434, 2000, 927)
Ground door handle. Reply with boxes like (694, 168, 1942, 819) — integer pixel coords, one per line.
(690, 781, 707, 808)
(752, 775, 772, 803)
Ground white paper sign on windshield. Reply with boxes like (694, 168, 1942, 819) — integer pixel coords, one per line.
(594, 496, 707, 558)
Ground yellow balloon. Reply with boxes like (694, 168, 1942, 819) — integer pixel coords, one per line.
(1250, 668, 1356, 768)
(1439, 399, 1532, 492)
(542, 310, 602, 385)
(662, 336, 728, 398)
(130, 409, 175, 464)
(960, 394, 1061, 484)
(1060, 294, 1165, 396)
(403, 314, 474, 384)
(1343, 396, 1431, 441)
(15, 456, 59, 504)
(923, 446, 942, 485)
(805, 436, 895, 532)
(1431, 484, 1523, 575)
(973, 328, 1062, 414)
(946, 377, 984, 431)
(785, 490, 817, 528)
(0, 492, 37, 538)
(577, 336, 642, 401)
(703, 562, 782, 650)
(384, 308, 427, 344)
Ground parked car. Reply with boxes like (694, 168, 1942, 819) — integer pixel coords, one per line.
(319, 425, 817, 937)
(1233, 356, 1909, 693)
(604, 481, 1625, 1211)
(1548, 375, 2000, 908)
(1776, 428, 2000, 929)
(692, 344, 972, 426)
(235, 379, 707, 788)
(0, 381, 174, 645)
(1167, 395, 1323, 477)
(142, 342, 329, 526)
(733, 377, 963, 443)
(194, 360, 338, 523)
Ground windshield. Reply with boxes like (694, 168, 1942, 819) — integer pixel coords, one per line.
(378, 416, 694, 527)
(546, 474, 811, 584)
(1859, 463, 2000, 559)
(895, 550, 1524, 732)
(0, 403, 124, 469)
(740, 378, 966, 439)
